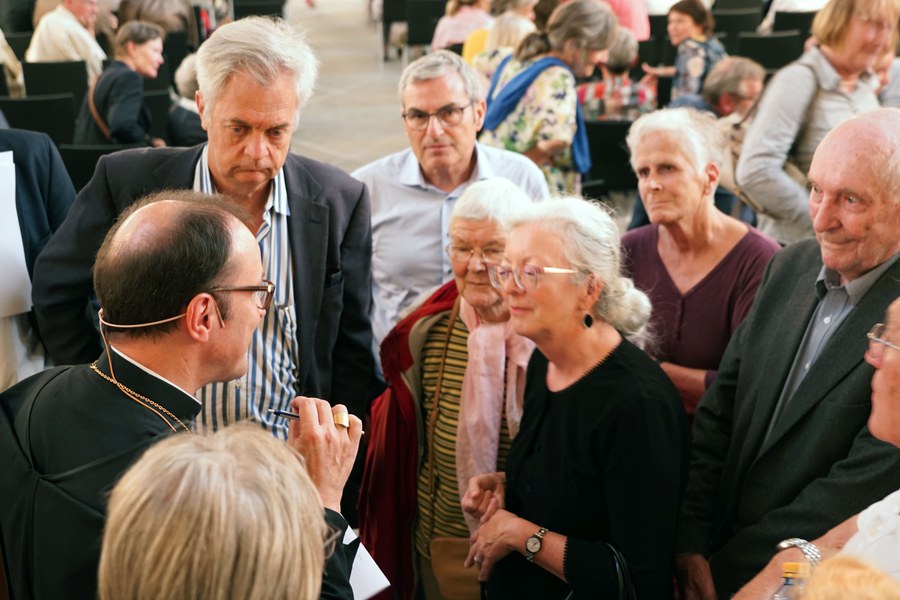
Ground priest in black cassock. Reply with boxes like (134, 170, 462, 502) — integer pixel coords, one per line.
(0, 192, 360, 600)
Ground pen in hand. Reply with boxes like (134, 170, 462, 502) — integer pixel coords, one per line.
(268, 408, 358, 431)
(268, 408, 300, 421)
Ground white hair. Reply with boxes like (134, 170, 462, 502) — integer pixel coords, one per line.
(196, 17, 319, 122)
(510, 196, 652, 345)
(626, 107, 726, 175)
(450, 178, 534, 232)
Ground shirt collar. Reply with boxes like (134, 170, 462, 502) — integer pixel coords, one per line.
(110, 347, 201, 405)
(398, 142, 489, 191)
(193, 143, 289, 217)
(816, 252, 900, 304)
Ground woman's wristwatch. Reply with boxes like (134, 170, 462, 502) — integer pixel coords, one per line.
(776, 538, 821, 569)
(525, 527, 548, 563)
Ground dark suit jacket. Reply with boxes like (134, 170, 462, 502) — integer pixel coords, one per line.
(31, 145, 374, 417)
(0, 128, 75, 280)
(676, 240, 900, 597)
(0, 351, 201, 600)
(167, 104, 207, 147)
(74, 60, 151, 145)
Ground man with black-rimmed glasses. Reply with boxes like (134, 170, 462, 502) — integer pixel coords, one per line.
(353, 50, 549, 357)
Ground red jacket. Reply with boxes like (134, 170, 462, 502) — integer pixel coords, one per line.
(358, 282, 459, 600)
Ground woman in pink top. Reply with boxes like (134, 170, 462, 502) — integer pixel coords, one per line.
(432, 0, 494, 51)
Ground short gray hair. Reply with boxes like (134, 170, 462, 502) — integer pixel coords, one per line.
(605, 27, 638, 75)
(626, 107, 726, 175)
(701, 56, 765, 107)
(510, 197, 652, 344)
(174, 52, 199, 99)
(196, 17, 319, 120)
(398, 50, 484, 102)
(450, 178, 534, 233)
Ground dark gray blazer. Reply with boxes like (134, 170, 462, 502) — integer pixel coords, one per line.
(676, 239, 900, 597)
(31, 144, 374, 416)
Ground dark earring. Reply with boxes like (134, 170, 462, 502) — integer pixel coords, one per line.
(583, 314, 593, 329)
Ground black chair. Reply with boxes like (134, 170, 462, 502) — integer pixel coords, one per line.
(630, 37, 657, 81)
(713, 0, 761, 10)
(382, 0, 407, 59)
(163, 30, 190, 85)
(582, 120, 637, 199)
(773, 10, 817, 35)
(58, 143, 138, 191)
(648, 14, 668, 47)
(657, 74, 673, 108)
(5, 31, 31, 61)
(737, 30, 804, 71)
(0, 93, 76, 145)
(22, 60, 88, 109)
(232, 0, 284, 19)
(406, 0, 445, 52)
(143, 89, 171, 143)
(0, 73, 8, 96)
(713, 7, 762, 53)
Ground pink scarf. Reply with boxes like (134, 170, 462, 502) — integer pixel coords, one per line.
(456, 299, 534, 532)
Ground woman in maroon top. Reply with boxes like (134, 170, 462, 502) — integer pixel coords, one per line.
(622, 107, 779, 415)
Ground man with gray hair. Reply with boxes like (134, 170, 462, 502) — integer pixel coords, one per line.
(31, 18, 374, 452)
(676, 107, 900, 599)
(353, 50, 549, 353)
(670, 56, 765, 118)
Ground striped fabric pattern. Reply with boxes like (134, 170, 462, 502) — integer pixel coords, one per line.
(415, 313, 512, 557)
(192, 145, 300, 439)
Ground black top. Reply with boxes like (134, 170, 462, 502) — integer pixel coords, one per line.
(74, 60, 151, 145)
(486, 341, 687, 599)
(0, 350, 200, 600)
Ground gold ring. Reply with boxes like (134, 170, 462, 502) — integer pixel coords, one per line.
(333, 412, 350, 428)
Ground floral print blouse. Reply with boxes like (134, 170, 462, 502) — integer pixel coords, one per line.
(480, 58, 579, 194)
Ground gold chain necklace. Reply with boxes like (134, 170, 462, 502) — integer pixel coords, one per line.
(90, 362, 192, 434)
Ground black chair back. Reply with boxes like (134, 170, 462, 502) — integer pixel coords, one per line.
(630, 37, 657, 81)
(713, 7, 762, 53)
(232, 0, 284, 19)
(714, 0, 761, 10)
(22, 60, 88, 108)
(382, 0, 408, 59)
(0, 93, 76, 145)
(57, 143, 137, 191)
(582, 120, 637, 199)
(0, 73, 8, 96)
(5, 31, 31, 61)
(143, 89, 172, 143)
(406, 0, 445, 48)
(657, 74, 673, 108)
(737, 30, 804, 71)
(163, 30, 190, 85)
(773, 10, 817, 35)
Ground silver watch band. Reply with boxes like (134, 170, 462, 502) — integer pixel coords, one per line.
(777, 538, 822, 569)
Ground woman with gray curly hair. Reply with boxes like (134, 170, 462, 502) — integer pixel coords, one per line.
(463, 196, 687, 598)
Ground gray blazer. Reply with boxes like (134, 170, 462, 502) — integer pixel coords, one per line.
(31, 144, 374, 416)
(676, 239, 900, 597)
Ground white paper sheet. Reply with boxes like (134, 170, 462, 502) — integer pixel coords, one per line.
(0, 151, 32, 318)
(344, 527, 391, 599)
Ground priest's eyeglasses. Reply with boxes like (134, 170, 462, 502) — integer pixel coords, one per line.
(208, 280, 276, 310)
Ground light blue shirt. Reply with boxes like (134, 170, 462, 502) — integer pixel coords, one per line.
(192, 144, 300, 439)
(353, 142, 550, 350)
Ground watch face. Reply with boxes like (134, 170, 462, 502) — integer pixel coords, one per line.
(526, 536, 542, 553)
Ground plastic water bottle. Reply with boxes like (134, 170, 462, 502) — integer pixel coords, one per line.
(771, 562, 810, 599)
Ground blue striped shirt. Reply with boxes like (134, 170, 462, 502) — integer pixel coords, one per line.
(192, 145, 300, 439)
